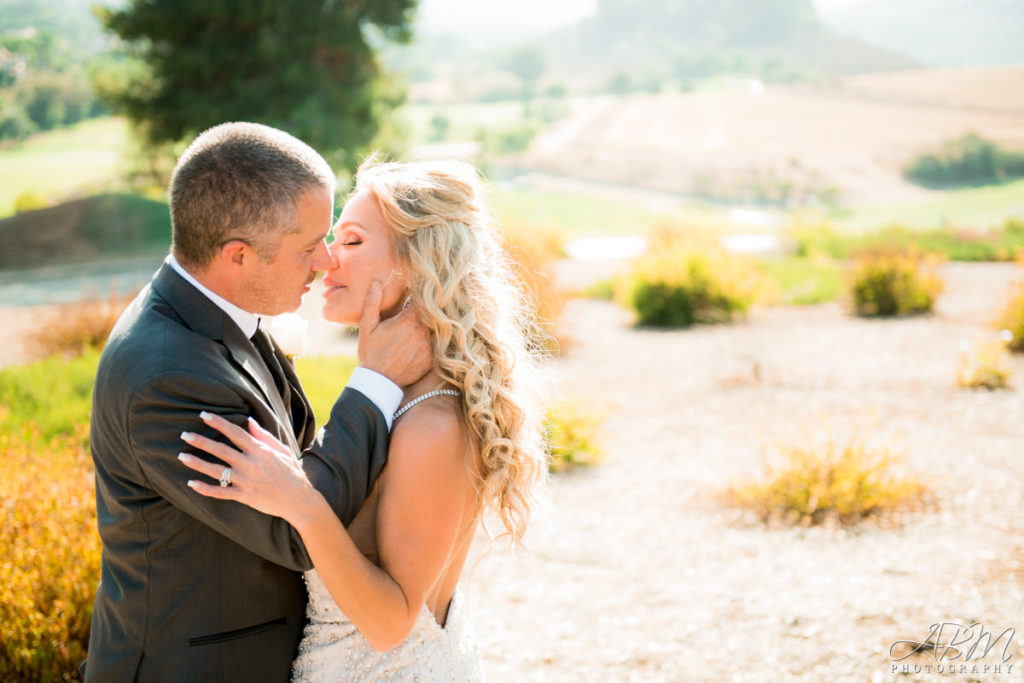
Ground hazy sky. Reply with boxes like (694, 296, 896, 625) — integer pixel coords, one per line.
(414, 1, 880, 35)
(416, 0, 597, 33)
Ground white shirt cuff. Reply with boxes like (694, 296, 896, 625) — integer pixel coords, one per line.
(346, 367, 403, 430)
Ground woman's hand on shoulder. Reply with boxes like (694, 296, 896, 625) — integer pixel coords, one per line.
(178, 412, 320, 525)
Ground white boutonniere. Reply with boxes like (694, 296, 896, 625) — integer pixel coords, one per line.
(266, 313, 309, 360)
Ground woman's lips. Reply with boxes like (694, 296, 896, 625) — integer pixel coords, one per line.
(322, 282, 346, 297)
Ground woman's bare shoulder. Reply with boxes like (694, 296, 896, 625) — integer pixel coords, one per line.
(389, 398, 468, 472)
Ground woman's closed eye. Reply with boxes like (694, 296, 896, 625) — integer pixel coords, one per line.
(341, 239, 362, 247)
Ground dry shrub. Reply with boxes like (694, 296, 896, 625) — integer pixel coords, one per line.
(502, 222, 566, 353)
(545, 400, 603, 473)
(996, 269, 1024, 353)
(25, 289, 136, 360)
(848, 248, 944, 317)
(0, 423, 100, 680)
(957, 333, 1013, 390)
(724, 435, 929, 526)
(620, 225, 766, 327)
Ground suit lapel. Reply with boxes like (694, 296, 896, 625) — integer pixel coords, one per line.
(222, 324, 302, 456)
(150, 262, 302, 456)
(277, 351, 315, 447)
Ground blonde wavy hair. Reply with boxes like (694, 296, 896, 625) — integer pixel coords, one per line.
(354, 157, 547, 544)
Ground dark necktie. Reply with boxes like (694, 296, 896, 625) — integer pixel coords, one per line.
(251, 326, 292, 418)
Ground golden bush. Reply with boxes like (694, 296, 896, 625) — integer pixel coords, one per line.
(724, 435, 929, 526)
(996, 274, 1024, 353)
(847, 248, 944, 317)
(502, 222, 566, 352)
(26, 289, 136, 360)
(957, 334, 1013, 390)
(620, 226, 766, 327)
(545, 400, 603, 473)
(13, 191, 51, 214)
(0, 424, 100, 680)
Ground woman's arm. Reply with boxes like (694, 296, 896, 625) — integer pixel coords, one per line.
(300, 406, 472, 649)
(180, 408, 474, 652)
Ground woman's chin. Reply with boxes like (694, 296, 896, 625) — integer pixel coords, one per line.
(321, 305, 358, 328)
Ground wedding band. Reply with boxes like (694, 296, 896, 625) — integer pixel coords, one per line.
(219, 467, 232, 487)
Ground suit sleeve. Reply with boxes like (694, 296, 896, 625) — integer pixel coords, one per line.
(301, 387, 390, 526)
(128, 370, 315, 571)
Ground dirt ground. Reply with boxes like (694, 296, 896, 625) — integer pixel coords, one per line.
(524, 66, 1024, 205)
(462, 261, 1024, 682)
(3, 260, 1023, 682)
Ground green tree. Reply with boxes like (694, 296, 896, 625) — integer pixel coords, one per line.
(96, 0, 418, 170)
(508, 46, 544, 117)
(428, 112, 449, 142)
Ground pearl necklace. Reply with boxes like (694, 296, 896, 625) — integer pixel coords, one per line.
(393, 389, 461, 421)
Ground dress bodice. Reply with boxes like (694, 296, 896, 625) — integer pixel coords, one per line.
(291, 570, 484, 682)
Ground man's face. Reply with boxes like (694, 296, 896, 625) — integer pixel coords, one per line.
(241, 186, 334, 316)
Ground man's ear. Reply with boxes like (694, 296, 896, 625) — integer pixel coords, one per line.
(218, 239, 250, 268)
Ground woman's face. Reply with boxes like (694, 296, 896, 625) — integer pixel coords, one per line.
(321, 190, 408, 327)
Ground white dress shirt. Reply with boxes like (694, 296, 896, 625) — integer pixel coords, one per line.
(166, 255, 403, 429)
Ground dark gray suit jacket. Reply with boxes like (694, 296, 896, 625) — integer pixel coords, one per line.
(84, 263, 389, 682)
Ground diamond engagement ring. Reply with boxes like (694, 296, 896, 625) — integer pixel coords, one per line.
(219, 467, 232, 487)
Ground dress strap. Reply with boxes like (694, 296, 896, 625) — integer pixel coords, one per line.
(393, 389, 461, 421)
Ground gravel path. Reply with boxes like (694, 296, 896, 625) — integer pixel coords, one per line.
(2, 261, 1022, 681)
(463, 262, 1024, 682)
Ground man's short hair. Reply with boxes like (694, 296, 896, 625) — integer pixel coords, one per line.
(169, 122, 336, 270)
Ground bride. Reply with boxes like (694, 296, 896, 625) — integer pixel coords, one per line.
(179, 157, 547, 680)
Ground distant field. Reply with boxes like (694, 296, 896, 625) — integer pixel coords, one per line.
(0, 117, 129, 218)
(522, 66, 1024, 209)
(3, 74, 1023, 246)
(835, 177, 1024, 231)
(493, 185, 650, 237)
(491, 183, 786, 238)
(842, 65, 1024, 112)
(398, 100, 529, 147)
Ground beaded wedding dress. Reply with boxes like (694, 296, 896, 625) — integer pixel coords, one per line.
(291, 569, 485, 682)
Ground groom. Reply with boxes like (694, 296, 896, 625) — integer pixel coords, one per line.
(83, 123, 431, 682)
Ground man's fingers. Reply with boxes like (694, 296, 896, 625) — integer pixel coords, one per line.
(359, 281, 384, 331)
(200, 411, 258, 452)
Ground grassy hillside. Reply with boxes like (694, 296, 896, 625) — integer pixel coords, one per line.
(835, 177, 1024, 231)
(540, 0, 916, 88)
(0, 193, 170, 269)
(0, 117, 129, 218)
(1, 83, 1022, 277)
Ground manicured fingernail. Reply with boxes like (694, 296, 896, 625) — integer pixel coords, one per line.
(177, 452, 191, 462)
(181, 431, 194, 442)
(200, 411, 213, 421)
(187, 480, 197, 489)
